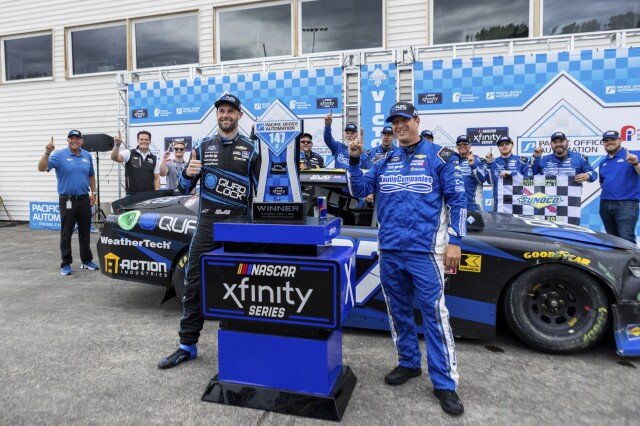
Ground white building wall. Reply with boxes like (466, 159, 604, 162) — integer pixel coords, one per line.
(386, 0, 428, 48)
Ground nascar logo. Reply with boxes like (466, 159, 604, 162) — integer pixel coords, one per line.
(237, 263, 296, 277)
(517, 193, 564, 209)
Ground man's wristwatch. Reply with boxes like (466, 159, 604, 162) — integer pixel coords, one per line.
(44, 152, 50, 156)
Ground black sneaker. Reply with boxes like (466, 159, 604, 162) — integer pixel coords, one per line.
(384, 366, 422, 385)
(158, 344, 197, 369)
(433, 389, 464, 416)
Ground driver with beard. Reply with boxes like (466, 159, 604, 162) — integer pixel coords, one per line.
(158, 94, 261, 369)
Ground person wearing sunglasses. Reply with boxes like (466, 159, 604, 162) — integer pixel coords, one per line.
(454, 135, 487, 211)
(159, 140, 187, 190)
(299, 133, 324, 169)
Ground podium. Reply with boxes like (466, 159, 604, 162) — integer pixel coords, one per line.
(200, 217, 357, 421)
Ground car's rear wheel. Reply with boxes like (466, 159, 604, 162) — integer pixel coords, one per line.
(504, 264, 609, 353)
(172, 253, 188, 302)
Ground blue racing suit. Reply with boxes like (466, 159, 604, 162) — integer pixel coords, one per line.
(323, 125, 365, 169)
(455, 153, 487, 211)
(531, 152, 597, 182)
(487, 154, 531, 211)
(362, 145, 394, 169)
(347, 138, 466, 391)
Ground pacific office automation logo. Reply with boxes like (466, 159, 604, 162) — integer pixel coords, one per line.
(621, 125, 637, 142)
(117, 210, 140, 231)
(368, 67, 387, 88)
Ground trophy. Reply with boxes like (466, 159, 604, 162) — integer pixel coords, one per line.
(252, 99, 304, 223)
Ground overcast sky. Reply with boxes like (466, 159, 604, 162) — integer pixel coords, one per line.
(543, 0, 639, 34)
(434, 0, 529, 44)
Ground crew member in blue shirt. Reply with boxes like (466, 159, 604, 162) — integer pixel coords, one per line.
(531, 132, 597, 183)
(37, 130, 100, 275)
(454, 135, 487, 211)
(486, 135, 531, 212)
(323, 111, 362, 169)
(598, 130, 640, 244)
(362, 125, 395, 169)
(421, 129, 434, 142)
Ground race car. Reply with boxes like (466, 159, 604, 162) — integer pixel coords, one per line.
(97, 172, 640, 356)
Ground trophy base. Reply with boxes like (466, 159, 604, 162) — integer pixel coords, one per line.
(201, 366, 357, 422)
(252, 202, 305, 223)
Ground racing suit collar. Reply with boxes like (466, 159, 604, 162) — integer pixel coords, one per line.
(401, 139, 422, 154)
(219, 132, 240, 145)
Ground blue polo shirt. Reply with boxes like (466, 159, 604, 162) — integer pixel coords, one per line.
(599, 148, 640, 201)
(47, 148, 95, 196)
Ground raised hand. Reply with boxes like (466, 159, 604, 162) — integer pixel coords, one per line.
(485, 148, 494, 164)
(186, 150, 202, 177)
(324, 111, 333, 126)
(348, 134, 363, 158)
(627, 152, 639, 166)
(45, 137, 55, 155)
(114, 131, 122, 146)
(467, 151, 475, 166)
(533, 145, 543, 158)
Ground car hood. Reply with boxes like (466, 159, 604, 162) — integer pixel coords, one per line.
(482, 213, 638, 251)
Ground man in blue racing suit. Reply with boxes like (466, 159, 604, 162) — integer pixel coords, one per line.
(362, 125, 396, 169)
(531, 131, 597, 183)
(486, 135, 531, 212)
(347, 101, 467, 416)
(158, 94, 261, 369)
(323, 111, 364, 168)
(454, 135, 487, 211)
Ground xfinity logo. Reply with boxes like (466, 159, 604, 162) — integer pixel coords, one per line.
(223, 278, 313, 313)
(316, 97, 338, 109)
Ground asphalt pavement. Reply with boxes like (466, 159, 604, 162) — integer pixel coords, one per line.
(0, 224, 638, 425)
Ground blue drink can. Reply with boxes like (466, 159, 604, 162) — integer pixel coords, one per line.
(317, 196, 327, 220)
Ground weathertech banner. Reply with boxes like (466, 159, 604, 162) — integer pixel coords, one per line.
(361, 63, 396, 150)
(498, 175, 582, 225)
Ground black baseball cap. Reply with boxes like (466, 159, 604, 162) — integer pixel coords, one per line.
(602, 130, 620, 141)
(385, 102, 419, 122)
(381, 126, 393, 135)
(344, 123, 357, 132)
(68, 130, 82, 138)
(456, 135, 470, 144)
(421, 129, 434, 139)
(550, 132, 566, 141)
(214, 94, 241, 111)
(496, 135, 513, 145)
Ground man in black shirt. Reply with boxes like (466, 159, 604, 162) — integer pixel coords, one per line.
(111, 130, 160, 195)
(299, 133, 325, 169)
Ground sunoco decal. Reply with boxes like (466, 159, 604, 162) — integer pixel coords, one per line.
(516, 193, 564, 209)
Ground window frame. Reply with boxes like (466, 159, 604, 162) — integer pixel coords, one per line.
(66, 21, 128, 78)
(215, 1, 295, 64)
(540, 0, 640, 37)
(1, 31, 54, 83)
(131, 12, 201, 71)
(429, 0, 534, 45)
(298, 0, 385, 56)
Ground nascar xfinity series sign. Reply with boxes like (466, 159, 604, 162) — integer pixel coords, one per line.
(201, 256, 339, 328)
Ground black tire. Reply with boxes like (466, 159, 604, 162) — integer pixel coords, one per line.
(504, 264, 609, 353)
(172, 253, 188, 302)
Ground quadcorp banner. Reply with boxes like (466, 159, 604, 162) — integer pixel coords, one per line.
(413, 47, 640, 232)
(361, 63, 397, 150)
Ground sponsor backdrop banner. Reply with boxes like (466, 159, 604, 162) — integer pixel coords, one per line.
(29, 201, 60, 230)
(498, 175, 582, 225)
(361, 63, 397, 150)
(413, 47, 640, 232)
(128, 67, 343, 169)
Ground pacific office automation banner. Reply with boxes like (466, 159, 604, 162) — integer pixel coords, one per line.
(128, 67, 343, 171)
(29, 201, 60, 230)
(361, 63, 396, 150)
(498, 175, 582, 225)
(413, 47, 640, 232)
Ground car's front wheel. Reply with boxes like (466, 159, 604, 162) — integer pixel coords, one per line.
(504, 264, 609, 353)
(172, 253, 188, 302)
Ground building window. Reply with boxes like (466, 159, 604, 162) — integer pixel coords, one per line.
(70, 24, 127, 75)
(134, 15, 199, 69)
(300, 0, 382, 54)
(433, 0, 529, 44)
(544, 0, 640, 35)
(4, 33, 52, 81)
(218, 3, 292, 61)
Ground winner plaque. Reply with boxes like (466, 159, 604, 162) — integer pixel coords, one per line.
(253, 100, 304, 223)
